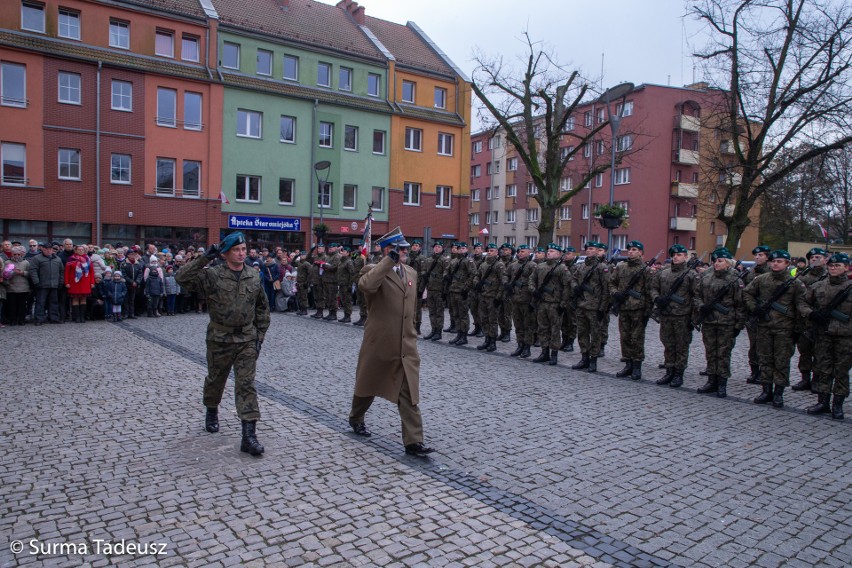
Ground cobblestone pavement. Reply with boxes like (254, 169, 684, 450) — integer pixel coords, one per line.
(1, 309, 850, 567)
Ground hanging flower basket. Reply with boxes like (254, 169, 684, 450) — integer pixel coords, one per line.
(598, 216, 624, 229)
(313, 223, 329, 242)
(593, 203, 627, 229)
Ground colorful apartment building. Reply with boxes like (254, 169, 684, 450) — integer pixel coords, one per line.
(470, 83, 760, 258)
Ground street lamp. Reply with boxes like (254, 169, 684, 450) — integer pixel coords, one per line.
(597, 82, 634, 259)
(313, 160, 331, 242)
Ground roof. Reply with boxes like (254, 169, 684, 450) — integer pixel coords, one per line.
(212, 0, 385, 61)
(364, 16, 454, 77)
(396, 103, 465, 128)
(119, 0, 209, 20)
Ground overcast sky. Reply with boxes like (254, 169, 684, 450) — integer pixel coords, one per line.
(318, 0, 707, 93)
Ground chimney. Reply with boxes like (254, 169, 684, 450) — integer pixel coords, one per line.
(336, 0, 366, 25)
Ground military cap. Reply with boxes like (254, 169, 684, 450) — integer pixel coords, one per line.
(517, 244, 530, 250)
(412, 239, 422, 245)
(584, 241, 602, 250)
(342, 246, 351, 252)
(711, 247, 733, 261)
(485, 243, 498, 250)
(535, 246, 546, 252)
(599, 243, 608, 251)
(546, 243, 563, 252)
(376, 227, 409, 249)
(669, 244, 688, 256)
(828, 252, 850, 265)
(626, 240, 644, 251)
(564, 246, 576, 253)
(219, 231, 246, 254)
(768, 249, 791, 261)
(806, 247, 828, 259)
(500, 242, 515, 251)
(328, 242, 340, 248)
(473, 242, 483, 248)
(457, 242, 469, 248)
(752, 245, 771, 255)
(433, 241, 444, 248)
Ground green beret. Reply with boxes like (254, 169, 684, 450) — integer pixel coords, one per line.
(535, 246, 546, 252)
(669, 244, 688, 256)
(752, 245, 771, 255)
(626, 240, 644, 251)
(546, 243, 562, 252)
(768, 249, 791, 261)
(219, 231, 246, 254)
(329, 242, 340, 248)
(517, 244, 530, 250)
(828, 252, 850, 265)
(473, 242, 483, 248)
(806, 247, 828, 259)
(433, 241, 444, 248)
(584, 241, 602, 250)
(485, 243, 498, 250)
(711, 247, 733, 261)
(564, 246, 576, 252)
(500, 243, 515, 251)
(412, 239, 422, 245)
(457, 242, 468, 248)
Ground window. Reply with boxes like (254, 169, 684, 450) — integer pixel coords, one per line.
(318, 181, 332, 208)
(2, 62, 27, 107)
(506, 210, 516, 223)
(616, 135, 633, 152)
(283, 55, 299, 81)
(156, 88, 177, 127)
(237, 109, 262, 138)
(372, 130, 385, 154)
(155, 31, 174, 58)
(473, 140, 482, 154)
(339, 67, 352, 91)
(485, 211, 491, 224)
(110, 154, 131, 184)
(566, 145, 575, 160)
(182, 35, 199, 62)
(596, 140, 605, 155)
(492, 211, 499, 223)
(616, 100, 633, 117)
(565, 116, 575, 131)
(22, 2, 45, 33)
(559, 206, 572, 220)
(109, 20, 129, 49)
(470, 213, 479, 225)
(486, 187, 492, 200)
(489, 136, 501, 150)
(184, 92, 202, 130)
(236, 174, 260, 202)
(58, 149, 80, 180)
(1, 143, 26, 185)
(560, 177, 572, 192)
(367, 73, 380, 97)
(317, 62, 331, 87)
(58, 9, 80, 40)
(526, 208, 539, 222)
(594, 173, 603, 187)
(278, 178, 294, 205)
(614, 167, 631, 185)
(471, 189, 480, 201)
(222, 42, 240, 69)
(371, 186, 384, 211)
(401, 80, 415, 103)
(58, 72, 81, 104)
(506, 184, 517, 197)
(280, 115, 296, 143)
(403, 182, 420, 205)
(257, 49, 272, 76)
(527, 183, 538, 195)
(404, 127, 422, 151)
(436, 185, 451, 208)
(110, 80, 132, 111)
(343, 184, 357, 209)
(583, 144, 591, 158)
(507, 157, 517, 171)
(183, 160, 201, 197)
(319, 121, 333, 147)
(344, 125, 358, 151)
(434, 87, 447, 109)
(486, 162, 493, 175)
(689, 237, 696, 250)
(584, 111, 593, 127)
(581, 204, 589, 219)
(492, 186, 500, 198)
(437, 132, 453, 156)
(597, 108, 605, 124)
(471, 165, 481, 178)
(155, 158, 175, 194)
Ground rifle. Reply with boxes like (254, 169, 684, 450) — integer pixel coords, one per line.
(695, 276, 737, 330)
(504, 257, 531, 297)
(802, 281, 852, 342)
(653, 252, 707, 315)
(569, 259, 599, 310)
(442, 256, 465, 302)
(473, 258, 498, 293)
(749, 267, 808, 325)
(418, 254, 443, 296)
(610, 249, 664, 317)
(529, 259, 565, 313)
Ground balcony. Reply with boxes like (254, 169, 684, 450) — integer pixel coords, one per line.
(674, 149, 700, 165)
(670, 216, 697, 231)
(152, 187, 201, 198)
(671, 182, 699, 198)
(675, 114, 701, 132)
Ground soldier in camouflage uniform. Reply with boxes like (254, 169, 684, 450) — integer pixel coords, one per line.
(529, 244, 572, 365)
(507, 245, 536, 358)
(175, 231, 270, 456)
(744, 249, 810, 408)
(446, 242, 475, 346)
(559, 246, 579, 352)
(352, 250, 368, 326)
(336, 248, 356, 323)
(295, 250, 310, 315)
(407, 240, 425, 334)
(792, 247, 829, 391)
(497, 244, 515, 342)
(321, 243, 340, 321)
(473, 243, 508, 352)
(570, 242, 611, 372)
(742, 245, 771, 383)
(443, 243, 459, 333)
(421, 242, 449, 340)
(804, 252, 852, 419)
(309, 243, 326, 318)
(609, 240, 653, 381)
(468, 243, 485, 338)
(651, 244, 698, 388)
(694, 248, 746, 398)
(597, 244, 613, 356)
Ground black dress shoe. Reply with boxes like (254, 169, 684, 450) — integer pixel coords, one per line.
(405, 442, 435, 457)
(348, 420, 372, 437)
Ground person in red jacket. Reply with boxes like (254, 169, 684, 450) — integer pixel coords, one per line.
(64, 244, 95, 323)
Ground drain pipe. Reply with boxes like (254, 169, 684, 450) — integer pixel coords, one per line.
(96, 60, 102, 245)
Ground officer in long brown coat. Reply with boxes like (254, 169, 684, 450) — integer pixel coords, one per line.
(347, 227, 435, 457)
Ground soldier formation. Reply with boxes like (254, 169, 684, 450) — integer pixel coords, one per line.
(304, 239, 851, 421)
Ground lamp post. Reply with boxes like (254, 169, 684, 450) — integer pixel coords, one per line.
(313, 160, 331, 243)
(597, 82, 634, 259)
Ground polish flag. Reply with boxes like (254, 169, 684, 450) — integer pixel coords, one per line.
(479, 227, 489, 235)
(219, 191, 230, 205)
(817, 223, 828, 238)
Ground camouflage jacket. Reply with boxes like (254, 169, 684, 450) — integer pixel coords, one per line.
(506, 257, 536, 300)
(474, 256, 507, 298)
(572, 256, 610, 311)
(744, 270, 809, 331)
(445, 254, 475, 293)
(651, 262, 697, 318)
(421, 254, 449, 292)
(529, 259, 571, 305)
(806, 275, 852, 337)
(742, 262, 770, 285)
(609, 257, 653, 313)
(322, 253, 339, 283)
(337, 255, 356, 286)
(695, 267, 746, 328)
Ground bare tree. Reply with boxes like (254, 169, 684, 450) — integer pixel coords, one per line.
(691, 0, 852, 251)
(823, 145, 852, 243)
(470, 34, 611, 244)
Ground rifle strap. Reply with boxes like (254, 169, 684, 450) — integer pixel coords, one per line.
(534, 260, 563, 296)
(423, 255, 441, 286)
(508, 257, 531, 289)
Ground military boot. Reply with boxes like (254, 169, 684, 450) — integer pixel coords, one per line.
(205, 407, 219, 433)
(806, 393, 831, 415)
(599, 346, 606, 357)
(533, 348, 550, 363)
(616, 361, 633, 378)
(312, 309, 324, 319)
(477, 336, 491, 350)
(519, 344, 531, 358)
(587, 357, 598, 373)
(561, 338, 574, 352)
(448, 332, 461, 345)
(716, 376, 728, 398)
(699, 368, 709, 376)
(630, 361, 643, 381)
(831, 395, 845, 420)
(354, 316, 367, 326)
(423, 329, 436, 340)
(746, 363, 760, 384)
(499, 329, 511, 342)
(548, 349, 558, 366)
(454, 332, 468, 346)
(697, 375, 719, 394)
(571, 354, 590, 370)
(468, 324, 481, 337)
(338, 315, 351, 323)
(444, 324, 456, 333)
(791, 371, 811, 392)
(656, 368, 674, 385)
(510, 343, 524, 357)
(772, 385, 785, 408)
(753, 383, 773, 404)
(415, 322, 421, 335)
(430, 332, 442, 341)
(323, 311, 337, 321)
(486, 336, 497, 352)
(669, 370, 684, 388)
(240, 421, 264, 456)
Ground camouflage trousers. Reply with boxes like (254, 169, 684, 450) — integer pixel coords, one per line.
(813, 334, 851, 397)
(796, 332, 815, 373)
(536, 302, 563, 350)
(357, 288, 367, 318)
(659, 316, 693, 371)
(311, 282, 325, 310)
(469, 294, 482, 327)
(203, 340, 260, 421)
(297, 283, 309, 311)
(478, 296, 501, 338)
(576, 308, 605, 357)
(601, 311, 610, 346)
(338, 282, 353, 316)
(415, 289, 423, 328)
(512, 294, 536, 345)
(499, 296, 513, 334)
(322, 282, 338, 311)
(746, 325, 758, 366)
(701, 324, 739, 379)
(756, 326, 795, 386)
(448, 291, 469, 334)
(426, 290, 445, 333)
(561, 309, 577, 344)
(617, 310, 647, 361)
